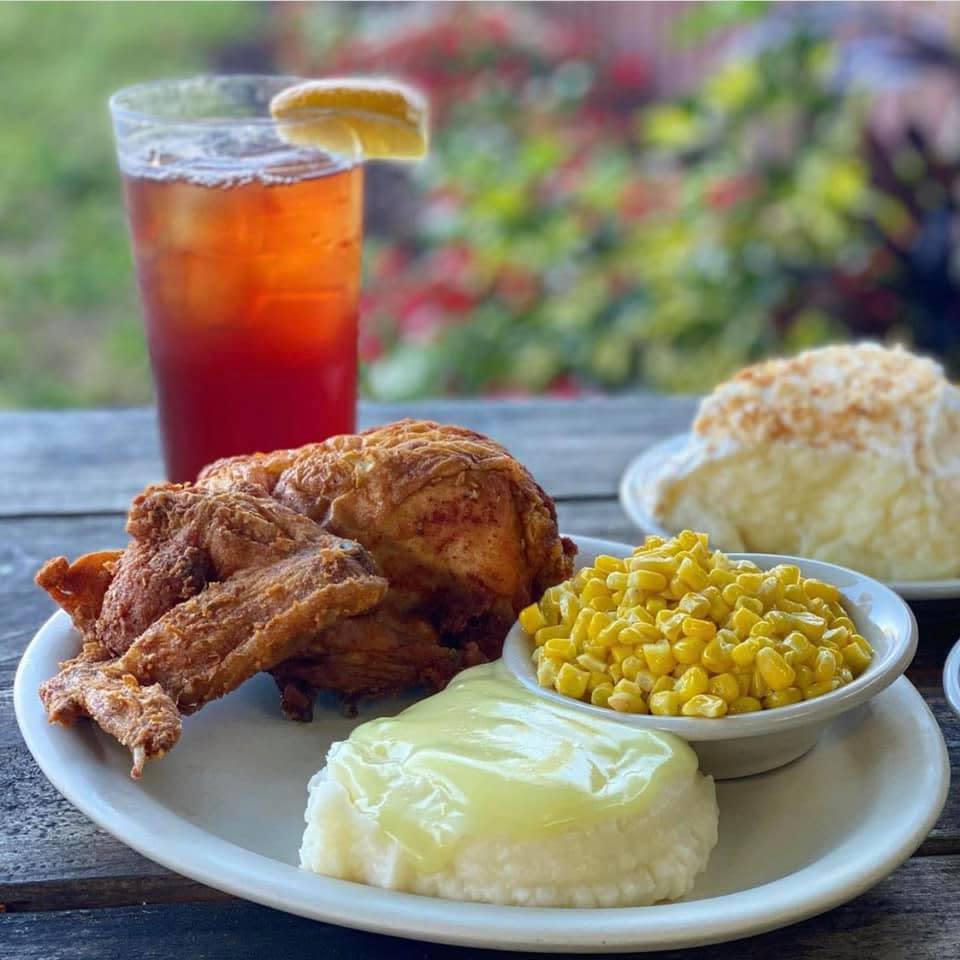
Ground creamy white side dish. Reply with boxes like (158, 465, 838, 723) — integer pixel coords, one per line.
(301, 661, 718, 906)
(644, 344, 960, 581)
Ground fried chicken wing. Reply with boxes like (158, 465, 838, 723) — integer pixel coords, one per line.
(38, 485, 387, 776)
(200, 420, 576, 711)
(36, 550, 123, 638)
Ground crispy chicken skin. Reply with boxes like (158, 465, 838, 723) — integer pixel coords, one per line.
(200, 419, 576, 709)
(38, 485, 387, 776)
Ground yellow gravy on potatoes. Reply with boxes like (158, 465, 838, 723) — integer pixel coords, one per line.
(324, 661, 697, 870)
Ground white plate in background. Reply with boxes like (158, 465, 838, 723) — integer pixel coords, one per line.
(619, 433, 960, 602)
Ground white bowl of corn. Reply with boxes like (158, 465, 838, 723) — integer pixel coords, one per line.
(502, 533, 917, 779)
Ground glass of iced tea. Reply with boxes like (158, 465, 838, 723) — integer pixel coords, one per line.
(109, 76, 364, 482)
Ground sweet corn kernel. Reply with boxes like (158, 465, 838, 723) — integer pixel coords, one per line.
(576, 653, 608, 675)
(731, 639, 759, 667)
(587, 611, 612, 643)
(737, 572, 763, 593)
(721, 582, 745, 606)
(682, 616, 717, 642)
(555, 663, 589, 699)
(608, 662, 623, 683)
(756, 647, 796, 691)
(729, 695, 763, 714)
(537, 657, 561, 689)
(651, 675, 676, 694)
(730, 606, 761, 638)
(621, 655, 645, 681)
(634, 669, 657, 693)
(677, 556, 709, 590)
(672, 637, 706, 666)
(701, 637, 734, 674)
(678, 593, 711, 617)
(534, 625, 569, 646)
(630, 569, 668, 592)
(519, 603, 547, 635)
(709, 672, 741, 703)
(645, 596, 668, 616)
(682, 693, 728, 717)
(649, 690, 685, 716)
(588, 594, 616, 612)
(608, 690, 648, 714)
(619, 623, 660, 644)
(708, 567, 737, 588)
(590, 682, 614, 707)
(842, 642, 872, 676)
(594, 555, 625, 574)
(804, 679, 840, 700)
(587, 670, 611, 693)
(643, 642, 676, 676)
(763, 687, 803, 709)
(543, 637, 577, 661)
(674, 664, 710, 702)
(795, 664, 815, 690)
(804, 578, 840, 603)
(584, 643, 608, 662)
(570, 609, 594, 645)
(813, 647, 837, 682)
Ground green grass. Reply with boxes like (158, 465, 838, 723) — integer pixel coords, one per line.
(0, 1, 265, 407)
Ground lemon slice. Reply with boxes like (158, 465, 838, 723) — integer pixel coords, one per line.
(270, 78, 428, 161)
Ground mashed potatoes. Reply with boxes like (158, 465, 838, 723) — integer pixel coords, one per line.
(300, 662, 718, 907)
(644, 344, 960, 582)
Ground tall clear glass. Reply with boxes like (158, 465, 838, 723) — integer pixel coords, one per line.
(110, 76, 364, 482)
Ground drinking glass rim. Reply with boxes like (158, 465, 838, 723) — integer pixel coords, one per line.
(109, 74, 310, 127)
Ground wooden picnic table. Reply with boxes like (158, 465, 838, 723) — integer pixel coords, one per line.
(1, 398, 957, 959)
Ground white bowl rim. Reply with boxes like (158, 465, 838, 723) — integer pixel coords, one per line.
(618, 433, 960, 600)
(944, 638, 960, 720)
(502, 535, 918, 742)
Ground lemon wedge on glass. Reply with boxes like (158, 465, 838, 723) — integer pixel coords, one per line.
(270, 78, 428, 161)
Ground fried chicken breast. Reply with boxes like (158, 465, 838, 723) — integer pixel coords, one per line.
(200, 420, 576, 712)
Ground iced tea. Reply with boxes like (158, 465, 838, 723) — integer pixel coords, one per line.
(111, 76, 364, 482)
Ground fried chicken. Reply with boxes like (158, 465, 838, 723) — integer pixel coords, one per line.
(200, 419, 576, 711)
(38, 484, 387, 776)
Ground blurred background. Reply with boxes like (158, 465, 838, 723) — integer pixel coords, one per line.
(3, 0, 960, 407)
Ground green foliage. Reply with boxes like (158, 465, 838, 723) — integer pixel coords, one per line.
(0, 1, 263, 406)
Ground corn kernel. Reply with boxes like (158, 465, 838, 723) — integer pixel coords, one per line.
(651, 675, 676, 694)
(534, 624, 569, 646)
(681, 616, 717, 642)
(608, 691, 648, 714)
(832, 616, 856, 633)
(634, 669, 657, 693)
(750, 669, 770, 699)
(804, 679, 840, 700)
(749, 620, 776, 638)
(649, 690, 685, 716)
(584, 643, 608, 662)
(609, 662, 623, 683)
(821, 625, 849, 647)
(702, 637, 734, 673)
(730, 606, 761, 638)
(677, 556, 709, 590)
(587, 670, 611, 693)
(678, 592, 711, 617)
(555, 662, 589, 699)
(576, 653, 608, 675)
(813, 647, 838, 682)
(763, 687, 803, 709)
(729, 695, 763, 714)
(537, 657, 561, 689)
(804, 578, 840, 603)
(782, 630, 814, 663)
(590, 682, 614, 707)
(721, 582, 745, 606)
(674, 664, 710, 702)
(670, 637, 703, 665)
(628, 569, 667, 592)
(543, 637, 576, 661)
(756, 647, 796, 691)
(795, 664, 815, 690)
(620, 623, 659, 644)
(621, 655, 645, 681)
(709, 672, 740, 703)
(587, 611, 612, 643)
(610, 644, 633, 664)
(850, 633, 874, 655)
(789, 611, 827, 641)
(643, 641, 676, 676)
(731, 638, 759, 667)
(773, 564, 801, 586)
(708, 567, 736, 588)
(659, 612, 686, 642)
(645, 596, 668, 616)
(842, 642, 872, 676)
(570, 609, 594, 645)
(594, 555, 625, 574)
(682, 693, 728, 718)
(519, 603, 547, 635)
(737, 572, 763, 593)
(588, 594, 616, 612)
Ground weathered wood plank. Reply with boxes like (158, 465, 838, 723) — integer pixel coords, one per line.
(4, 855, 960, 958)
(0, 397, 698, 515)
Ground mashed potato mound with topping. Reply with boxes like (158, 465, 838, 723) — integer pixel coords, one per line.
(301, 765, 717, 908)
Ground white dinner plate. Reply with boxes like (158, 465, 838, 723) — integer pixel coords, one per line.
(945, 638, 960, 719)
(619, 434, 960, 602)
(15, 604, 949, 952)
